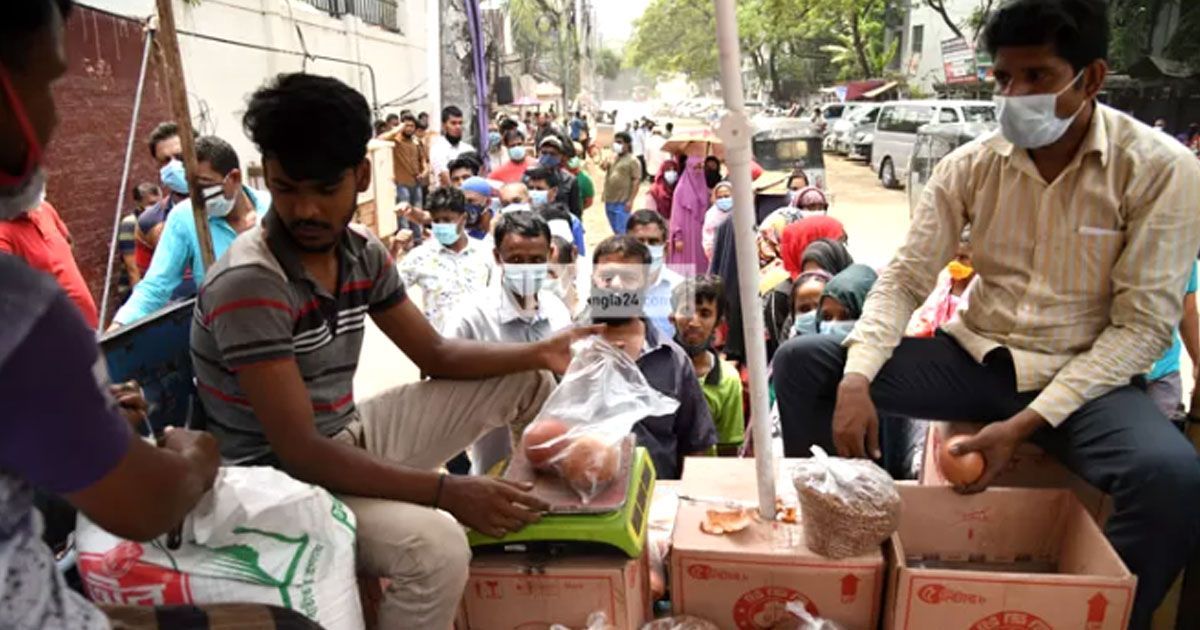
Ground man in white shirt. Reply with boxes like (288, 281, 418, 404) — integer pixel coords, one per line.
(429, 105, 476, 189)
(626, 209, 683, 339)
(444, 211, 572, 473)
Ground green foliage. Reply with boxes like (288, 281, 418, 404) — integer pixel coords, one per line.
(1107, 0, 1200, 72)
(627, 0, 720, 82)
(595, 47, 623, 81)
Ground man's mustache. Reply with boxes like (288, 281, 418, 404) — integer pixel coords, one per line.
(289, 219, 334, 231)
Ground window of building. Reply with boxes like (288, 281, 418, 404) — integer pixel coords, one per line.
(911, 24, 924, 55)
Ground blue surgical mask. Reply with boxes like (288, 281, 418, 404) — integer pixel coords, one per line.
(502, 263, 549, 297)
(793, 310, 818, 336)
(488, 131, 501, 147)
(715, 197, 734, 213)
(160, 159, 188, 195)
(663, 170, 678, 185)
(465, 203, 484, 224)
(819, 318, 857, 342)
(529, 189, 550, 209)
(508, 146, 527, 162)
(432, 221, 460, 246)
(539, 154, 561, 169)
(647, 244, 665, 274)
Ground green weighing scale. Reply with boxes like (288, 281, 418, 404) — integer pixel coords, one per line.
(467, 435, 656, 558)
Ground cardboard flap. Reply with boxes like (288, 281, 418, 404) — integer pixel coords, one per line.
(895, 485, 1069, 562)
(1056, 498, 1132, 578)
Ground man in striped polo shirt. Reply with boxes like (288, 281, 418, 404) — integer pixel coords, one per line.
(190, 73, 597, 630)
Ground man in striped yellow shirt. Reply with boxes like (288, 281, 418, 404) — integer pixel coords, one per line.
(774, 2, 1200, 627)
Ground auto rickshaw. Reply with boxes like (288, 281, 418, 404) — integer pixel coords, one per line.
(750, 123, 826, 222)
(906, 122, 998, 217)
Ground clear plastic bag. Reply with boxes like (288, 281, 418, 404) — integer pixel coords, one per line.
(641, 615, 720, 630)
(550, 611, 615, 630)
(791, 446, 901, 559)
(783, 602, 846, 630)
(522, 337, 679, 503)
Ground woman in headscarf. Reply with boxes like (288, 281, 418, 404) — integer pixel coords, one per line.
(702, 181, 734, 261)
(669, 157, 713, 274)
(780, 216, 846, 279)
(761, 221, 848, 360)
(800, 238, 854, 275)
(645, 158, 679, 219)
(816, 264, 878, 341)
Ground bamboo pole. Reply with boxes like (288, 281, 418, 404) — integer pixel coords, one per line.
(153, 0, 215, 269)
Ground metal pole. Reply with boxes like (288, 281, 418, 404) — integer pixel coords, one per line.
(97, 28, 153, 332)
(712, 0, 776, 519)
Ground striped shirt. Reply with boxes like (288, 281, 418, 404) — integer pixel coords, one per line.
(845, 104, 1200, 426)
(191, 211, 405, 464)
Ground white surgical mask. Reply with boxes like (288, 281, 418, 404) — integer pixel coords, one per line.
(647, 244, 665, 274)
(663, 170, 678, 185)
(612, 142, 624, 155)
(202, 183, 234, 219)
(995, 71, 1086, 150)
(502, 202, 532, 214)
(0, 168, 46, 221)
(503, 263, 549, 297)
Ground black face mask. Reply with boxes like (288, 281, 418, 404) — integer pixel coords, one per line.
(705, 170, 722, 189)
(673, 332, 712, 357)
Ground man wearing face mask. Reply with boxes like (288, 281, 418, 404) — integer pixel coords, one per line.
(112, 136, 271, 327)
(459, 176, 494, 240)
(627, 209, 683, 339)
(398, 186, 492, 332)
(773, 3, 1200, 625)
(490, 129, 533, 184)
(444, 211, 572, 473)
(602, 132, 642, 235)
(525, 166, 586, 256)
(582, 236, 717, 479)
(134, 122, 184, 278)
(536, 136, 581, 219)
(498, 182, 532, 214)
(429, 105, 475, 190)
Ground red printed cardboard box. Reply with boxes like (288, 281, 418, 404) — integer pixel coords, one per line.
(885, 484, 1135, 630)
(921, 421, 1111, 523)
(457, 551, 649, 629)
(671, 457, 885, 629)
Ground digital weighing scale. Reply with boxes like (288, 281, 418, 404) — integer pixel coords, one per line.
(467, 435, 656, 558)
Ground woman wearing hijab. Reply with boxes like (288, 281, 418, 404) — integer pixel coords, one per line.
(815, 264, 878, 341)
(763, 237, 853, 361)
(702, 181, 734, 261)
(800, 238, 854, 275)
(759, 214, 846, 298)
(645, 158, 679, 219)
(669, 158, 713, 274)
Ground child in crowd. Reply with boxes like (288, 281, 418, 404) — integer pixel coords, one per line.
(670, 275, 745, 455)
(907, 227, 975, 338)
(586, 236, 717, 479)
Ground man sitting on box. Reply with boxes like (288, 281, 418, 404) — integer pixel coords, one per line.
(190, 72, 599, 630)
(580, 235, 717, 478)
(772, 2, 1200, 628)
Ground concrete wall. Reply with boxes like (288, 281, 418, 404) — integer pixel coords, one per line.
(899, 0, 981, 94)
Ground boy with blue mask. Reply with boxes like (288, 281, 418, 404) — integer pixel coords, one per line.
(460, 176, 494, 240)
(444, 211, 572, 473)
(398, 186, 492, 331)
(536, 136, 581, 218)
(526, 166, 586, 255)
(627, 209, 683, 340)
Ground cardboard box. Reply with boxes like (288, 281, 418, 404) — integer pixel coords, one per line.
(920, 422, 1111, 522)
(457, 552, 650, 630)
(885, 484, 1136, 630)
(672, 458, 885, 630)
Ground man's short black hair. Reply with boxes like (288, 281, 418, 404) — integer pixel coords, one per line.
(1, 0, 73, 65)
(982, 0, 1108, 72)
(244, 73, 371, 181)
(448, 153, 482, 176)
(593, 235, 651, 265)
(494, 210, 551, 249)
(132, 181, 160, 203)
(499, 118, 520, 134)
(442, 105, 464, 123)
(147, 122, 179, 160)
(626, 209, 668, 238)
(614, 131, 632, 145)
(426, 187, 466, 214)
(671, 274, 726, 320)
(400, 113, 416, 124)
(524, 166, 560, 188)
(386, 113, 400, 123)
(502, 129, 525, 145)
(195, 135, 240, 175)
(551, 235, 577, 263)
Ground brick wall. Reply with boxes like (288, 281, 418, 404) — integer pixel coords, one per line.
(44, 6, 174, 320)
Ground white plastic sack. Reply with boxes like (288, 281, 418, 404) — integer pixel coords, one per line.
(524, 337, 679, 502)
(76, 466, 363, 630)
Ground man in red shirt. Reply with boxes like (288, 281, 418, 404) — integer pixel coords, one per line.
(0, 199, 98, 327)
(489, 129, 534, 184)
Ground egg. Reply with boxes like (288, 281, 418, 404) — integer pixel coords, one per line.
(558, 435, 620, 500)
(521, 418, 572, 469)
(938, 435, 986, 486)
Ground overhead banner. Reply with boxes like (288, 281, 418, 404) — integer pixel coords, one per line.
(941, 37, 977, 84)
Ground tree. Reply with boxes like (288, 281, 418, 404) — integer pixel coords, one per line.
(921, 0, 997, 41)
(595, 47, 623, 81)
(627, 0, 720, 82)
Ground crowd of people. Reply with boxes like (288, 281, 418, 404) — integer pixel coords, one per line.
(4, 1, 1200, 629)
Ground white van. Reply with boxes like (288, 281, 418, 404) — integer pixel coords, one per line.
(871, 100, 996, 188)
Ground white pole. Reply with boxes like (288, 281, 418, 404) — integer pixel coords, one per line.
(97, 29, 153, 332)
(712, 0, 775, 519)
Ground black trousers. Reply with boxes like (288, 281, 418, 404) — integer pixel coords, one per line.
(774, 333, 1200, 630)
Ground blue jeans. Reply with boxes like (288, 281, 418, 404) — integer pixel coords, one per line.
(396, 184, 424, 243)
(605, 202, 629, 235)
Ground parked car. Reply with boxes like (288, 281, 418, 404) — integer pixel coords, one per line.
(907, 122, 998, 216)
(840, 105, 882, 159)
(829, 103, 868, 154)
(871, 100, 996, 188)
